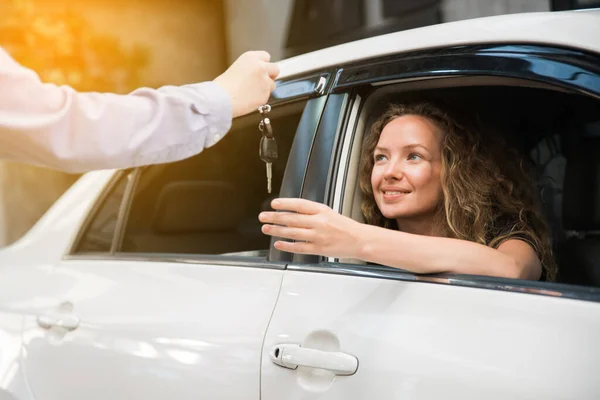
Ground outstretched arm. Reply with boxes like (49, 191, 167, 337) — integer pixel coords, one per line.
(259, 198, 542, 280)
(0, 49, 278, 172)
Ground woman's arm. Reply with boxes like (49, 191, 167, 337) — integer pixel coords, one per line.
(259, 198, 542, 280)
(356, 225, 541, 279)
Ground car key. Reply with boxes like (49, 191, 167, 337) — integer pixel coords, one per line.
(260, 134, 278, 193)
(258, 105, 278, 193)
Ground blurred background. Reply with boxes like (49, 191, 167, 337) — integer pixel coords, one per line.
(0, 0, 598, 246)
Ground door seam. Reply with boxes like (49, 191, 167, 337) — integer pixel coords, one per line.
(258, 268, 286, 400)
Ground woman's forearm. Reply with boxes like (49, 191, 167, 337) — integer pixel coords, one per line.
(355, 224, 521, 278)
(259, 198, 536, 280)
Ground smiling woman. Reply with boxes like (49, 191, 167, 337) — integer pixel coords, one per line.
(260, 101, 555, 281)
(365, 106, 445, 234)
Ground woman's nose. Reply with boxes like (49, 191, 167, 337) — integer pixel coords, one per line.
(383, 160, 403, 180)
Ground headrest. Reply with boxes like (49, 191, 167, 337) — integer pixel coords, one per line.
(563, 139, 600, 231)
(152, 181, 244, 233)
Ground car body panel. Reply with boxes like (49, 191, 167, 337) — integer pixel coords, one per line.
(0, 167, 286, 400)
(262, 270, 600, 399)
(277, 10, 600, 79)
(0, 172, 113, 399)
(20, 259, 283, 400)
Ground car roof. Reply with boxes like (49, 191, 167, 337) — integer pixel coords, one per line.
(277, 9, 600, 79)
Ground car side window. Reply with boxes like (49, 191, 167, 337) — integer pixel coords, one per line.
(332, 78, 600, 289)
(74, 171, 132, 253)
(115, 102, 305, 258)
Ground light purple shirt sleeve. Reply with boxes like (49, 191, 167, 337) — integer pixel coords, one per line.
(0, 47, 233, 173)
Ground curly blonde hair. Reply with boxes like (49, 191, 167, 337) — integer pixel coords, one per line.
(359, 102, 557, 281)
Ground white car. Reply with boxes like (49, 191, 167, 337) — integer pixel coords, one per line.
(1, 9, 600, 400)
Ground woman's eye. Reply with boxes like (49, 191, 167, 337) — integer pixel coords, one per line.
(407, 153, 422, 161)
(374, 154, 386, 162)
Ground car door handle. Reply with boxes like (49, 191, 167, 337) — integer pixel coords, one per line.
(270, 344, 358, 376)
(37, 313, 80, 331)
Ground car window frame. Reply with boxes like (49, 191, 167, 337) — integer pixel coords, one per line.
(66, 169, 133, 255)
(288, 43, 600, 302)
(332, 44, 600, 98)
(291, 91, 351, 264)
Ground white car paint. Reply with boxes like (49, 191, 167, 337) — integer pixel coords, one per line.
(20, 260, 282, 400)
(277, 10, 600, 79)
(0, 172, 112, 399)
(262, 270, 600, 399)
(0, 172, 285, 400)
(0, 8, 599, 400)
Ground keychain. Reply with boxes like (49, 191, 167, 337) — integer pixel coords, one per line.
(258, 105, 278, 193)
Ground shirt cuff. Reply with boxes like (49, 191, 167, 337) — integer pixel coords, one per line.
(189, 81, 233, 148)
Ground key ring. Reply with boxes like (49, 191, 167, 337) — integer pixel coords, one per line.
(259, 118, 273, 137)
(258, 104, 271, 114)
(258, 104, 273, 137)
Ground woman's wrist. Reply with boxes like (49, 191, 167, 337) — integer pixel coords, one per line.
(354, 223, 378, 262)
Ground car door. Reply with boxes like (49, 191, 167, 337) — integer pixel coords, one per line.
(0, 170, 116, 400)
(23, 257, 283, 400)
(18, 79, 330, 400)
(262, 268, 600, 399)
(261, 46, 600, 399)
(17, 166, 287, 400)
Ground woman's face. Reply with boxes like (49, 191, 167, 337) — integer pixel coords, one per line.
(371, 115, 445, 226)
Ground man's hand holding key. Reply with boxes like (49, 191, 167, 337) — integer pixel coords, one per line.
(215, 51, 280, 194)
(0, 45, 280, 172)
(214, 51, 280, 118)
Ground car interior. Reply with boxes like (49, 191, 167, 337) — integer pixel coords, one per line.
(340, 76, 600, 287)
(118, 101, 307, 258)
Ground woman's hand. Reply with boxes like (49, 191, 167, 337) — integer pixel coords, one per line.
(259, 198, 364, 258)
